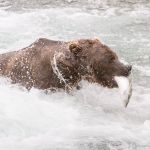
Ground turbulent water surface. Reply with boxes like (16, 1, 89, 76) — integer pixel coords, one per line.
(0, 0, 150, 150)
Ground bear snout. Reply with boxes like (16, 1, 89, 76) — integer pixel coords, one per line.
(124, 65, 132, 77)
(114, 60, 132, 77)
(127, 65, 132, 73)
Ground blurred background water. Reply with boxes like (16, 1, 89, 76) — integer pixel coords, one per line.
(0, 0, 150, 150)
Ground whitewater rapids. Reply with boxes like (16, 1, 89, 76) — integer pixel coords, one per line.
(0, 1, 150, 149)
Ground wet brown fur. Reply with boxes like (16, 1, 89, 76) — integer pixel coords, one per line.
(0, 38, 131, 90)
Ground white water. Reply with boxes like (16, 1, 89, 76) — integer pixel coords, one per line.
(0, 2, 150, 150)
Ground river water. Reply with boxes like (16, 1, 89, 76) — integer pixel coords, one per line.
(0, 0, 150, 150)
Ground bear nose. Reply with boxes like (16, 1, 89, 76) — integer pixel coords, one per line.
(127, 65, 132, 72)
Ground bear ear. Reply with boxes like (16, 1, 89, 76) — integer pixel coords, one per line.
(69, 42, 82, 55)
(93, 38, 101, 43)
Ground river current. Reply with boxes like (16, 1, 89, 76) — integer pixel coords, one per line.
(0, 0, 150, 150)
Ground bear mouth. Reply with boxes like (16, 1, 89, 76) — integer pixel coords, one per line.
(98, 76, 118, 88)
(98, 75, 132, 107)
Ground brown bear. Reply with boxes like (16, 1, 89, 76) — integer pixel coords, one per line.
(0, 38, 132, 92)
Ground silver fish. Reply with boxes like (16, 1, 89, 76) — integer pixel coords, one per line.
(115, 75, 132, 107)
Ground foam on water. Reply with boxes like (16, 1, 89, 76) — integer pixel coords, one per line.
(134, 65, 150, 77)
(0, 77, 150, 149)
(0, 4, 150, 150)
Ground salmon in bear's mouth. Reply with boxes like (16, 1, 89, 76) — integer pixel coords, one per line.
(96, 74, 132, 107)
(115, 75, 132, 107)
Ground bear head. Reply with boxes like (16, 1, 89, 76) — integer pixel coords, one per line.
(69, 39, 132, 88)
